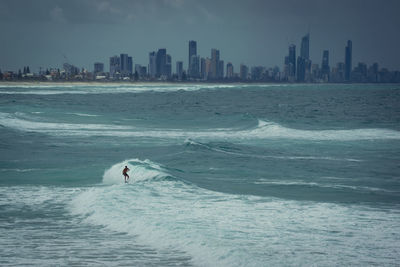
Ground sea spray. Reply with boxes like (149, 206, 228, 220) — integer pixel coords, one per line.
(70, 159, 400, 266)
(102, 159, 170, 184)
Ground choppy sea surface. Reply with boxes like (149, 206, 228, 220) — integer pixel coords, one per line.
(1, 82, 400, 266)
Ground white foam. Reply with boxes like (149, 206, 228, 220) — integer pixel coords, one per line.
(250, 119, 400, 141)
(1, 112, 399, 141)
(0, 168, 40, 172)
(0, 83, 237, 95)
(102, 158, 169, 185)
(66, 113, 100, 117)
(0, 112, 132, 132)
(185, 139, 363, 162)
(69, 159, 400, 266)
(254, 179, 398, 193)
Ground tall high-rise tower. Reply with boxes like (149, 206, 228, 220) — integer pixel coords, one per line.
(109, 55, 121, 78)
(226, 62, 234, 79)
(120, 54, 129, 76)
(321, 50, 330, 81)
(345, 40, 352, 82)
(156, 48, 167, 77)
(176, 61, 183, 79)
(211, 49, 220, 79)
(300, 33, 310, 59)
(288, 45, 296, 78)
(188, 41, 197, 72)
(297, 33, 310, 82)
(148, 52, 157, 78)
(189, 55, 200, 78)
(127, 56, 133, 75)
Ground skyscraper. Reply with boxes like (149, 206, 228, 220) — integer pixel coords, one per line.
(297, 33, 311, 82)
(200, 58, 206, 79)
(321, 50, 330, 81)
(94, 62, 104, 74)
(287, 44, 296, 80)
(226, 62, 234, 79)
(176, 61, 183, 79)
(240, 64, 248, 80)
(345, 40, 352, 82)
(188, 40, 197, 73)
(120, 54, 131, 76)
(109, 55, 120, 78)
(210, 49, 220, 79)
(205, 58, 212, 80)
(148, 52, 157, 78)
(166, 54, 172, 78)
(300, 34, 310, 59)
(127, 56, 133, 75)
(156, 48, 167, 77)
(218, 60, 224, 79)
(189, 55, 200, 78)
(297, 57, 306, 82)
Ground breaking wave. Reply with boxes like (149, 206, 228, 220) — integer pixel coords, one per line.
(2, 112, 400, 141)
(68, 159, 400, 266)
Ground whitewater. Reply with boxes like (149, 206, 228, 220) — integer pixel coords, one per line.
(1, 83, 400, 266)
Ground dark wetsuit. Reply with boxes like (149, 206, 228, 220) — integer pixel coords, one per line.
(123, 167, 129, 181)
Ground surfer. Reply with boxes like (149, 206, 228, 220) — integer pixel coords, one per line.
(123, 166, 130, 183)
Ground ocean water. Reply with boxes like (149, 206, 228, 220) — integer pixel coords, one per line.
(0, 82, 400, 266)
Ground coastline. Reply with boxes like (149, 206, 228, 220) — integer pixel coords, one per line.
(0, 80, 396, 86)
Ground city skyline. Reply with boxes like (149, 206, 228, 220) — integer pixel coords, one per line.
(1, 0, 400, 73)
(3, 35, 399, 84)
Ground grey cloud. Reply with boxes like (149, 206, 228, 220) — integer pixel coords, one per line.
(0, 0, 399, 72)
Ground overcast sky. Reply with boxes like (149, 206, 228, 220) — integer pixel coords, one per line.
(1, 0, 400, 73)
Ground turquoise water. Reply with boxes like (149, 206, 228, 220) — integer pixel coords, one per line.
(0, 83, 400, 266)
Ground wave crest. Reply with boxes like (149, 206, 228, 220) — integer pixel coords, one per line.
(2, 112, 400, 141)
(102, 159, 170, 185)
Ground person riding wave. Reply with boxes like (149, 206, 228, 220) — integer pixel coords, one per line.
(123, 166, 130, 183)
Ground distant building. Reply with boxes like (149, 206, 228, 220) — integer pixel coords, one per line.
(288, 44, 296, 78)
(296, 57, 306, 82)
(367, 63, 379, 83)
(94, 62, 104, 74)
(240, 64, 248, 80)
(218, 60, 224, 79)
(166, 54, 172, 78)
(135, 64, 141, 74)
(120, 54, 132, 76)
(352, 62, 368, 82)
(109, 55, 121, 78)
(321, 50, 330, 81)
(205, 58, 212, 80)
(140, 66, 147, 77)
(251, 66, 265, 81)
(127, 56, 133, 75)
(345, 40, 352, 82)
(200, 58, 206, 79)
(210, 49, 220, 79)
(148, 52, 157, 78)
(300, 33, 310, 60)
(156, 49, 167, 77)
(63, 63, 79, 79)
(311, 64, 320, 81)
(331, 62, 345, 82)
(297, 34, 311, 82)
(188, 40, 197, 74)
(134, 64, 147, 78)
(189, 55, 200, 78)
(226, 62, 234, 79)
(176, 61, 183, 79)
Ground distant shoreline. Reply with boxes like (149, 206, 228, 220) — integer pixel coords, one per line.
(1, 80, 394, 86)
